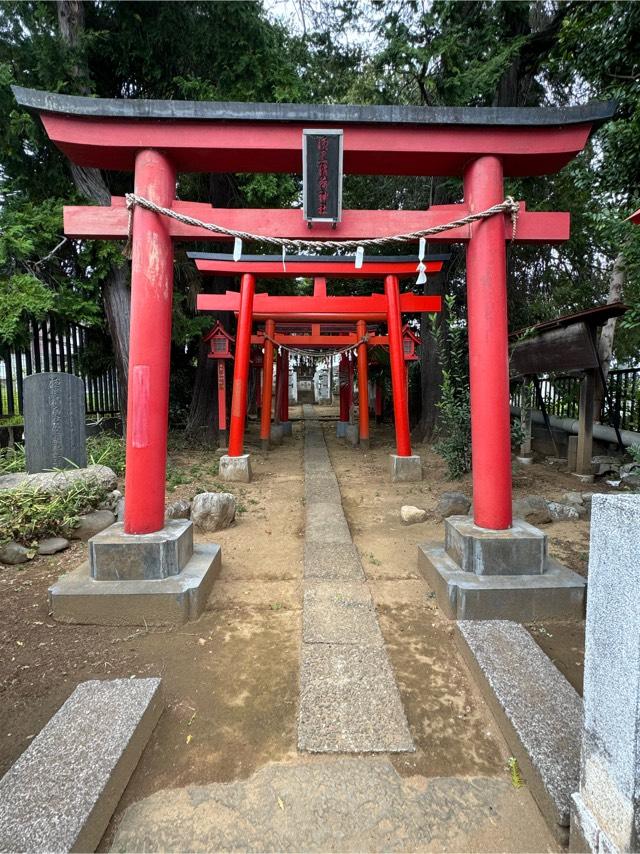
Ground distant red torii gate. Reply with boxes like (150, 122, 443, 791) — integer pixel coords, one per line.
(12, 85, 615, 534)
(194, 255, 444, 454)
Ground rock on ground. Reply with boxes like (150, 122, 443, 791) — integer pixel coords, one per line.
(0, 541, 32, 565)
(37, 537, 69, 556)
(548, 502, 580, 522)
(512, 495, 552, 525)
(70, 510, 116, 540)
(0, 465, 117, 494)
(436, 492, 471, 519)
(191, 493, 236, 532)
(100, 489, 122, 512)
(165, 499, 191, 521)
(400, 505, 427, 525)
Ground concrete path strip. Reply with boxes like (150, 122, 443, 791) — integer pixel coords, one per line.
(298, 415, 414, 753)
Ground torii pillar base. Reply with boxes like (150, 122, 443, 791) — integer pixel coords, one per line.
(219, 453, 252, 483)
(48, 520, 221, 626)
(389, 453, 422, 483)
(418, 516, 585, 621)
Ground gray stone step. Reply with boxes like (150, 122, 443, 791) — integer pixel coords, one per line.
(456, 620, 582, 845)
(0, 678, 162, 853)
(303, 581, 383, 646)
(303, 542, 365, 581)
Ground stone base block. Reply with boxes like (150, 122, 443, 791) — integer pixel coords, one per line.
(49, 544, 221, 626)
(261, 438, 269, 451)
(573, 472, 595, 484)
(219, 453, 252, 483)
(516, 455, 534, 466)
(345, 424, 359, 447)
(389, 454, 422, 483)
(0, 678, 162, 853)
(456, 621, 582, 846)
(89, 519, 193, 581)
(360, 437, 370, 451)
(336, 421, 348, 438)
(418, 544, 585, 621)
(445, 516, 547, 576)
(280, 421, 293, 437)
(270, 425, 284, 445)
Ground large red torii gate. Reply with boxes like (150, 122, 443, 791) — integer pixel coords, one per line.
(192, 254, 445, 461)
(12, 86, 615, 540)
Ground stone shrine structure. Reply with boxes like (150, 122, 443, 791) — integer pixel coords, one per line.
(23, 372, 86, 473)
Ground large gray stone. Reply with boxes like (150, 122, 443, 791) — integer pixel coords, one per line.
(436, 491, 471, 519)
(512, 495, 552, 526)
(457, 620, 582, 844)
(298, 645, 414, 753)
(191, 492, 236, 532)
(548, 502, 580, 522)
(570, 494, 640, 854)
(445, 515, 547, 576)
(23, 372, 86, 473)
(37, 536, 69, 556)
(70, 509, 116, 541)
(89, 519, 193, 581)
(0, 678, 162, 853)
(165, 498, 191, 521)
(0, 464, 117, 494)
(0, 541, 32, 566)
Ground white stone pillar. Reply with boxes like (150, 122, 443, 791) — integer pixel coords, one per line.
(570, 494, 640, 853)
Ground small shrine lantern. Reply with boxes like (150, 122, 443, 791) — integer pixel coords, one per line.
(402, 324, 421, 362)
(203, 322, 234, 440)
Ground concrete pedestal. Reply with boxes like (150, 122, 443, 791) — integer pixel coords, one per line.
(569, 495, 640, 854)
(219, 453, 252, 483)
(336, 421, 348, 438)
(49, 520, 221, 626)
(270, 424, 284, 445)
(345, 424, 359, 447)
(418, 515, 585, 621)
(516, 455, 534, 466)
(280, 421, 293, 437)
(389, 454, 422, 483)
(360, 438, 370, 452)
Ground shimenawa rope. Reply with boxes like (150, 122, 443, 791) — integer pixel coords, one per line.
(122, 193, 519, 259)
(261, 331, 368, 360)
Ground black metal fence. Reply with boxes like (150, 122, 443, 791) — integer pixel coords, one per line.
(0, 316, 120, 419)
(511, 368, 640, 434)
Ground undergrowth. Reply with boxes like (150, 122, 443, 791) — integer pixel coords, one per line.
(0, 479, 109, 546)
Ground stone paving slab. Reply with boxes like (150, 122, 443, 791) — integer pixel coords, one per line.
(110, 757, 548, 853)
(303, 542, 365, 581)
(303, 581, 383, 646)
(457, 619, 582, 844)
(304, 480, 343, 505)
(0, 678, 162, 853)
(298, 645, 415, 753)
(305, 502, 352, 544)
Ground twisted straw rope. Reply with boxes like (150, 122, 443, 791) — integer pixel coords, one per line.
(123, 193, 519, 258)
(260, 331, 368, 360)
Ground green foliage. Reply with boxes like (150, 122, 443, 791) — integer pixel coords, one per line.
(0, 443, 25, 475)
(87, 432, 126, 476)
(434, 295, 471, 478)
(0, 479, 108, 546)
(629, 444, 640, 465)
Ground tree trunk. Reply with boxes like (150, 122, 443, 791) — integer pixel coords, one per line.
(415, 270, 444, 442)
(594, 251, 625, 421)
(57, 0, 130, 419)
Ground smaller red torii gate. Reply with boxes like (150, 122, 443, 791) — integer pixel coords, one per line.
(193, 253, 444, 479)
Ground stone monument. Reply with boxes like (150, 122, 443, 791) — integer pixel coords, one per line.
(23, 372, 86, 472)
(570, 494, 640, 853)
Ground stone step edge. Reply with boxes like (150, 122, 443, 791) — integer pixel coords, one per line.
(455, 620, 581, 847)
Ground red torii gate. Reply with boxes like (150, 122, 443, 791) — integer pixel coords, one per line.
(192, 254, 445, 459)
(12, 86, 615, 539)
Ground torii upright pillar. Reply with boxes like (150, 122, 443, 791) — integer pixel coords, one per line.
(220, 273, 255, 482)
(356, 319, 370, 450)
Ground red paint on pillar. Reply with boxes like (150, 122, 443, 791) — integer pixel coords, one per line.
(384, 275, 412, 457)
(260, 319, 275, 442)
(217, 361, 227, 432)
(228, 273, 256, 457)
(281, 350, 289, 422)
(464, 156, 512, 530)
(339, 354, 349, 423)
(356, 319, 370, 442)
(124, 149, 175, 534)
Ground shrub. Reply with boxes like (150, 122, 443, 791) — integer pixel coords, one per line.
(0, 479, 109, 546)
(87, 432, 126, 476)
(434, 295, 472, 479)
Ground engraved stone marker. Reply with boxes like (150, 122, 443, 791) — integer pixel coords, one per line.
(23, 372, 86, 473)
